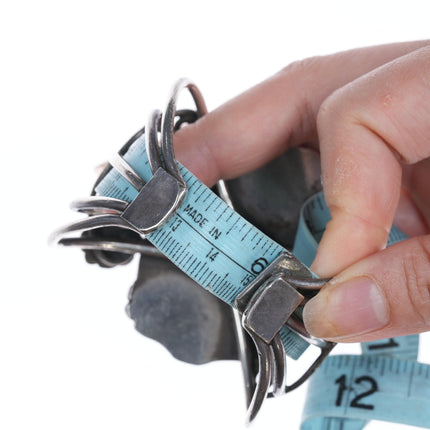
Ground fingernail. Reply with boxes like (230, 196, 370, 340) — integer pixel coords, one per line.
(303, 277, 389, 340)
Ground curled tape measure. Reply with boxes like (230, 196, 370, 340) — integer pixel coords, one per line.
(303, 354, 430, 429)
(296, 192, 427, 429)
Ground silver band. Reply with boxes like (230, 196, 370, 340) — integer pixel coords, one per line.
(109, 153, 145, 191)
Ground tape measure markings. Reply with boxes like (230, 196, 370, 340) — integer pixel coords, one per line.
(280, 325, 310, 361)
(95, 133, 309, 359)
(156, 210, 256, 276)
(361, 335, 419, 361)
(303, 354, 430, 428)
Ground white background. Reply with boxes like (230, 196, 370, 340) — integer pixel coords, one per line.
(1, 1, 430, 429)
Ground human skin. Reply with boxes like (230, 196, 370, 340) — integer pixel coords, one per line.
(173, 40, 430, 343)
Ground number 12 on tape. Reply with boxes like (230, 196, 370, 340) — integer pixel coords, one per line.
(301, 354, 430, 429)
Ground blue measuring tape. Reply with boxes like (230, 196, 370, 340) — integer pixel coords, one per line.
(95, 133, 310, 360)
(295, 192, 428, 429)
(93, 131, 428, 428)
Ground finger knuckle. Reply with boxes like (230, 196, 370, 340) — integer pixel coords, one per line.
(316, 87, 351, 136)
(402, 236, 430, 326)
(279, 56, 322, 79)
(277, 56, 326, 142)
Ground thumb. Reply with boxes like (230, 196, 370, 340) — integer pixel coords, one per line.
(303, 235, 430, 342)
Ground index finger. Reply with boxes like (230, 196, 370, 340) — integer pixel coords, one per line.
(311, 45, 430, 277)
(174, 41, 430, 186)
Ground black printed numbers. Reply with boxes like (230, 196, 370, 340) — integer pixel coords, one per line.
(240, 273, 255, 287)
(251, 257, 268, 274)
(206, 247, 219, 262)
(170, 219, 182, 232)
(335, 374, 378, 410)
(335, 374, 347, 407)
(350, 376, 378, 410)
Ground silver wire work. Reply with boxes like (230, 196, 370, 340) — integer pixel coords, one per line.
(219, 179, 335, 422)
(50, 79, 206, 262)
(161, 79, 207, 185)
(217, 179, 289, 423)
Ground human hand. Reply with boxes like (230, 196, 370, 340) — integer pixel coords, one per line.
(174, 40, 430, 343)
